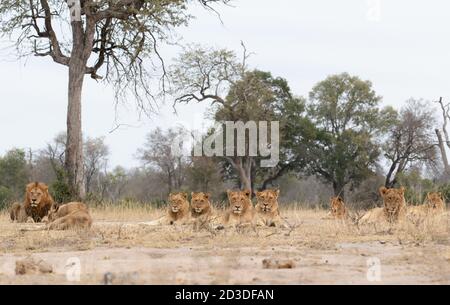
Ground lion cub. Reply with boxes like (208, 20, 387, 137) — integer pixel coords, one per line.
(224, 190, 255, 227)
(255, 189, 284, 227)
(47, 202, 92, 230)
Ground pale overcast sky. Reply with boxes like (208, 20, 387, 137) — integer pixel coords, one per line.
(1, 0, 449, 168)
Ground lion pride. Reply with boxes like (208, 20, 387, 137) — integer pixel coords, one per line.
(10, 182, 54, 223)
(47, 202, 92, 230)
(255, 189, 284, 227)
(224, 190, 255, 226)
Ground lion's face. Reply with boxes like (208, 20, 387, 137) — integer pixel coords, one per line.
(380, 186, 405, 216)
(168, 193, 188, 213)
(227, 190, 252, 215)
(425, 192, 445, 210)
(26, 182, 50, 208)
(330, 197, 346, 216)
(191, 192, 211, 214)
(256, 189, 279, 213)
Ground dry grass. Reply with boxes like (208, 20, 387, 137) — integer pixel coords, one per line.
(0, 205, 449, 284)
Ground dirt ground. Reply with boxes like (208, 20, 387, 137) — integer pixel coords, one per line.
(1, 206, 449, 285)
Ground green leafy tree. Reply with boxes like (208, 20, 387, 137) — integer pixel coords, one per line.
(170, 45, 312, 192)
(0, 0, 230, 199)
(306, 73, 396, 199)
(0, 149, 29, 200)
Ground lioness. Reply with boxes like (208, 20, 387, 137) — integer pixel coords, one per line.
(224, 190, 255, 226)
(191, 192, 213, 219)
(139, 192, 190, 226)
(255, 189, 284, 227)
(408, 192, 446, 217)
(10, 182, 54, 223)
(424, 192, 446, 212)
(167, 192, 190, 224)
(9, 202, 28, 223)
(47, 202, 92, 230)
(359, 186, 406, 224)
(329, 196, 347, 220)
(191, 192, 219, 230)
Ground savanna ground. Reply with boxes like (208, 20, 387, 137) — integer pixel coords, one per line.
(0, 204, 450, 285)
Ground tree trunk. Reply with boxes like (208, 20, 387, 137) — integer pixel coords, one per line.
(436, 129, 450, 174)
(229, 157, 252, 193)
(65, 16, 88, 200)
(332, 181, 345, 200)
(65, 61, 86, 200)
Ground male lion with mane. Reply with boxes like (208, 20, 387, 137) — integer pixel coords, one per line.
(10, 182, 54, 223)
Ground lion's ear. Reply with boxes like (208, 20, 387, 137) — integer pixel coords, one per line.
(379, 187, 388, 196)
(399, 187, 405, 194)
(182, 193, 188, 200)
(205, 193, 210, 200)
(244, 189, 251, 198)
(191, 192, 195, 198)
(274, 189, 280, 198)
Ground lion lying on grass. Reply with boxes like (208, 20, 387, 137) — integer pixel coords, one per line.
(408, 192, 446, 218)
(46, 202, 92, 230)
(223, 190, 255, 227)
(141, 192, 191, 226)
(255, 189, 286, 227)
(359, 187, 406, 225)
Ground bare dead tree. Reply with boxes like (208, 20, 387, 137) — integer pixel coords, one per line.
(384, 99, 437, 187)
(435, 97, 450, 174)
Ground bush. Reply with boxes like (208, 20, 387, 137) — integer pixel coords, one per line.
(438, 184, 450, 202)
(0, 186, 13, 210)
(49, 167, 72, 203)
